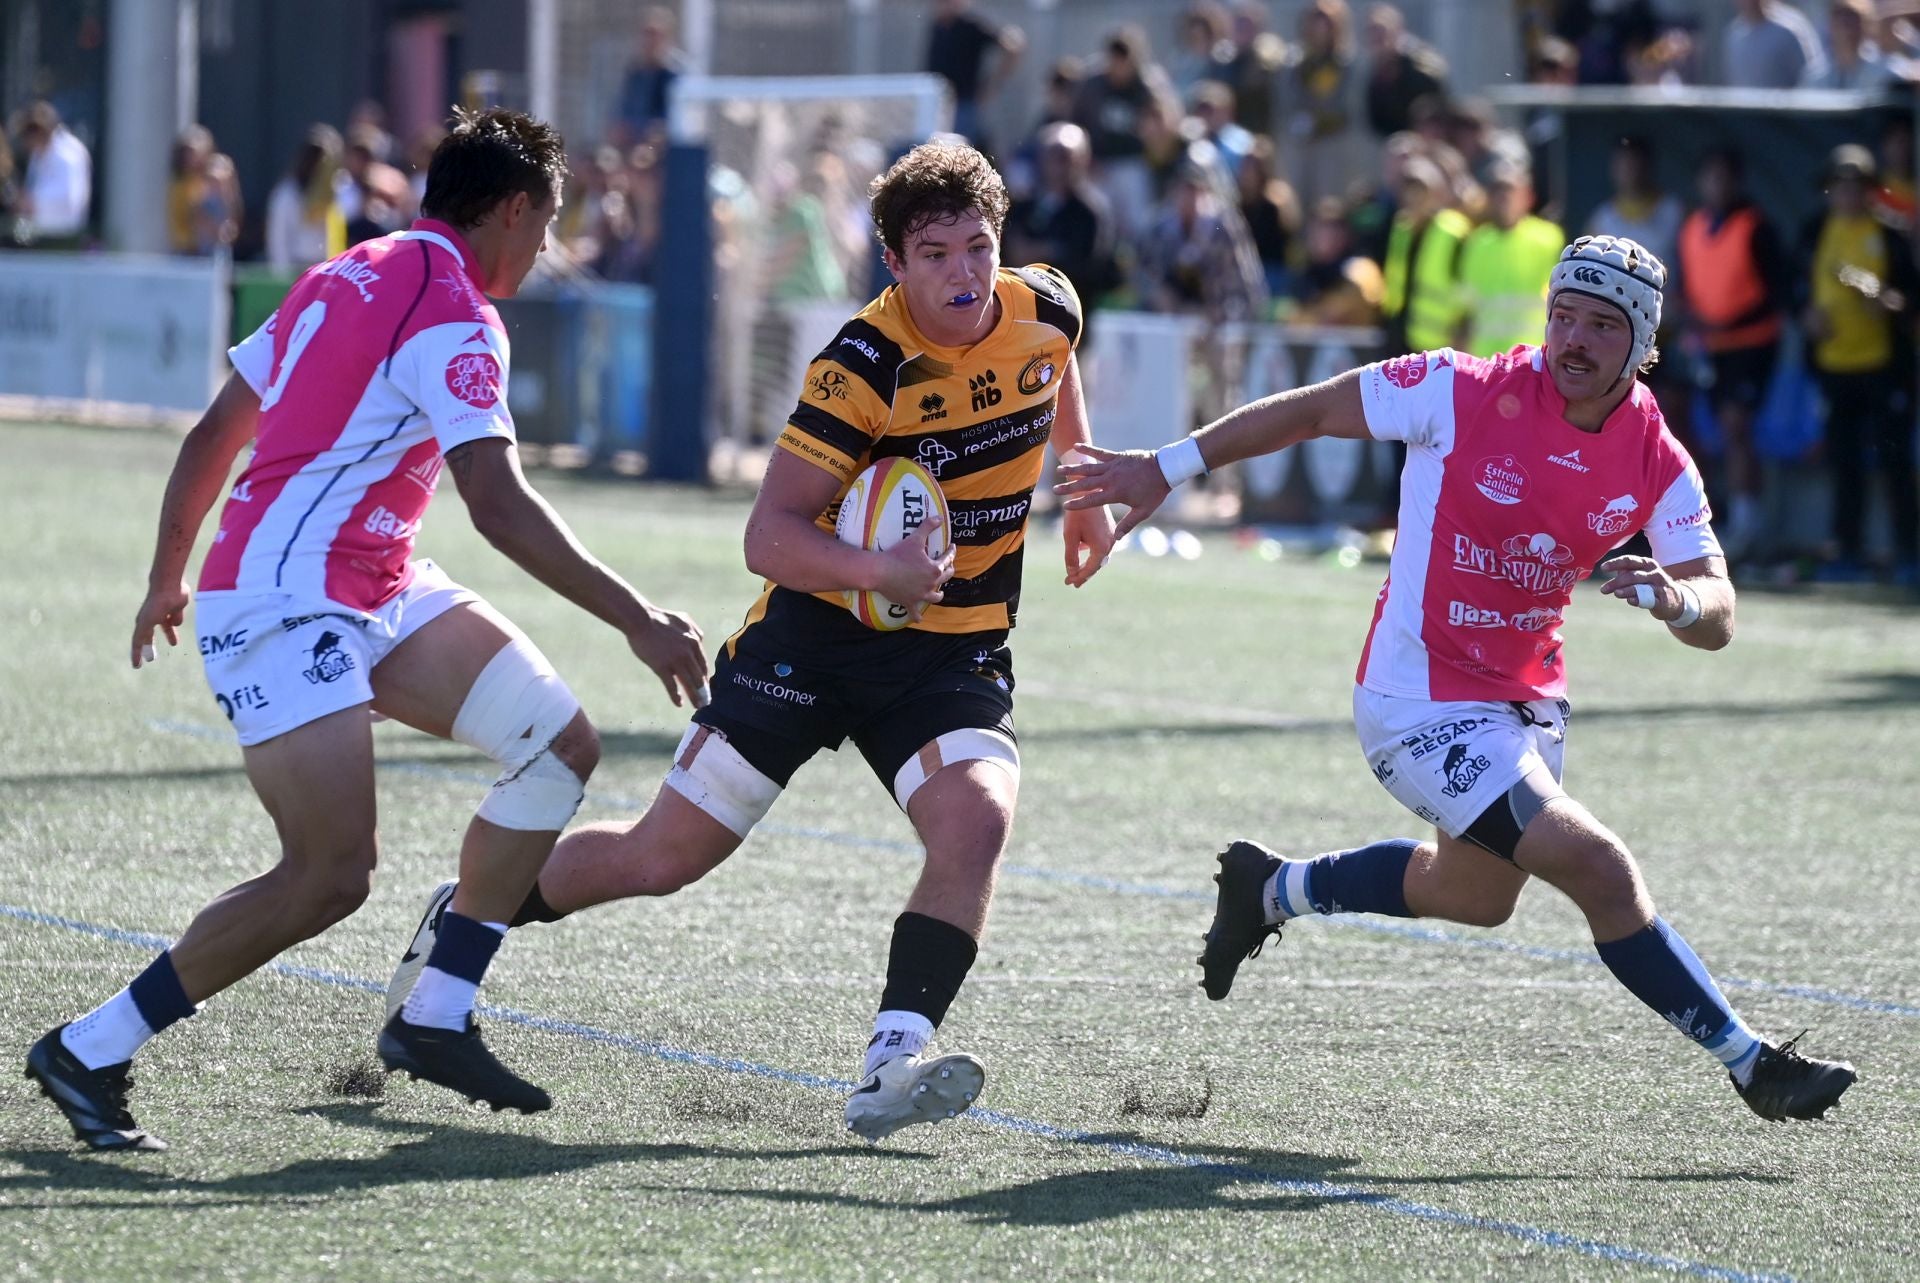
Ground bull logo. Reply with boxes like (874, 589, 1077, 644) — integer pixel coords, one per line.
(302, 630, 356, 685)
(1586, 494, 1640, 537)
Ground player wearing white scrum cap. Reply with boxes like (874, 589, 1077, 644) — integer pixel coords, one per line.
(1058, 233, 1857, 1122)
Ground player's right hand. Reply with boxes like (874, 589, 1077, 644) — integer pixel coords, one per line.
(1053, 444, 1171, 539)
(627, 604, 708, 708)
(875, 513, 953, 623)
(131, 580, 192, 669)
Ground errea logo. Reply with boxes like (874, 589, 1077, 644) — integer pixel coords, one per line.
(1547, 448, 1590, 473)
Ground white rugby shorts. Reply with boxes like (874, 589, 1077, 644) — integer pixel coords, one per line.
(1352, 685, 1569, 838)
(194, 559, 478, 747)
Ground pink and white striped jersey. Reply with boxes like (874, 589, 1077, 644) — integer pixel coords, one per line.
(201, 218, 515, 613)
(1356, 346, 1720, 702)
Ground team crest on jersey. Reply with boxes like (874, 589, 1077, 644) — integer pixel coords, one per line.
(1473, 455, 1529, 505)
(1586, 494, 1639, 537)
(1017, 353, 1056, 395)
(302, 631, 356, 685)
(445, 351, 501, 408)
(1382, 354, 1428, 388)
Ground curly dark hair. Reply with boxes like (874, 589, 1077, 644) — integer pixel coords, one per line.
(868, 140, 1010, 257)
(421, 106, 569, 231)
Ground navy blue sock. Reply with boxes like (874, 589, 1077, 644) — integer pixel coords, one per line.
(127, 951, 196, 1033)
(1292, 838, 1418, 917)
(1595, 917, 1762, 1079)
(424, 911, 504, 984)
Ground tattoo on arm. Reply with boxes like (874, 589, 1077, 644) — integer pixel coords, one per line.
(446, 442, 478, 488)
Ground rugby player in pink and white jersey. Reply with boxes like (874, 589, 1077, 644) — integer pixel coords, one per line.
(26, 108, 708, 1151)
(1056, 235, 1857, 1123)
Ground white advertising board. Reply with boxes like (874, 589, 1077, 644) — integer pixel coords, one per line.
(0, 252, 229, 414)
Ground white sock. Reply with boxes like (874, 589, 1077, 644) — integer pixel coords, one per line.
(1261, 860, 1316, 924)
(1713, 1025, 1765, 1087)
(61, 989, 155, 1070)
(863, 1010, 933, 1077)
(401, 920, 507, 1031)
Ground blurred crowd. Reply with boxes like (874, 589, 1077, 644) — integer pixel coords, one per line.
(1522, 0, 1920, 91)
(3, 0, 1911, 581)
(912, 0, 1915, 583)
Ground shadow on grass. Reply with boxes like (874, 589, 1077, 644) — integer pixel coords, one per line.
(646, 1131, 1788, 1226)
(0, 1101, 930, 1205)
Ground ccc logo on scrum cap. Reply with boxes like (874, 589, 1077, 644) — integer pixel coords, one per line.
(1571, 265, 1607, 285)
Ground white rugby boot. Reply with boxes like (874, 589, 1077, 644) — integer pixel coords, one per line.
(385, 880, 458, 1020)
(844, 1051, 986, 1142)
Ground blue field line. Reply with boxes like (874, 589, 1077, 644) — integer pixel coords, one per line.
(137, 718, 1920, 1021)
(0, 900, 1793, 1283)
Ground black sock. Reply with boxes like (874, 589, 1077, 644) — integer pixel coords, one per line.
(876, 911, 979, 1026)
(508, 883, 568, 928)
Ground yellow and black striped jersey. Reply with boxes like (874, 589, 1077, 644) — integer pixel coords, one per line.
(774, 264, 1083, 634)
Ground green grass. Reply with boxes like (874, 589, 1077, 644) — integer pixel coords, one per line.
(3, 420, 1918, 1282)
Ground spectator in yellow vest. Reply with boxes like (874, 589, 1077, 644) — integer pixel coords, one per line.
(1799, 144, 1919, 585)
(1380, 154, 1469, 358)
(1456, 161, 1563, 357)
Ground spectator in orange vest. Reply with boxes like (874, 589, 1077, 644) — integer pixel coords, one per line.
(1677, 145, 1785, 560)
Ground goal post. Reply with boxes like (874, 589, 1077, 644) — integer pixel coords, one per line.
(665, 73, 953, 473)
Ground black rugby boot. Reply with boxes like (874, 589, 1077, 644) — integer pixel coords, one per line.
(378, 1013, 552, 1113)
(26, 1025, 167, 1151)
(1197, 840, 1285, 1000)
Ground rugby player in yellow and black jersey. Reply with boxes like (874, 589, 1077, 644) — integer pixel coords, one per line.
(387, 140, 1116, 1142)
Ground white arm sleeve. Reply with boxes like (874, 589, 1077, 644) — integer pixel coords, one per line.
(1645, 458, 1723, 565)
(390, 321, 517, 453)
(227, 315, 276, 396)
(1357, 350, 1459, 452)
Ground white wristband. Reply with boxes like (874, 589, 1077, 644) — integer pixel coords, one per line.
(1669, 582, 1702, 628)
(1155, 436, 1208, 487)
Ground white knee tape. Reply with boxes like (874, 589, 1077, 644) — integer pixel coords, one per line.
(663, 724, 781, 838)
(892, 728, 1020, 811)
(452, 636, 585, 831)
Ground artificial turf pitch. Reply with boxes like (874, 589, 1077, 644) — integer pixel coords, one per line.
(2, 421, 1917, 1282)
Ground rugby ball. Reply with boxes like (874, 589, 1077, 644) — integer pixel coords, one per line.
(834, 456, 951, 631)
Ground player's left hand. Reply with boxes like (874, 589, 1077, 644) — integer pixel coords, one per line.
(131, 579, 192, 669)
(1598, 555, 1685, 622)
(1062, 501, 1115, 588)
(1054, 444, 1171, 539)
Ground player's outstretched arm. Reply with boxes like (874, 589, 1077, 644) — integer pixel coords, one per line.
(1598, 554, 1734, 651)
(743, 451, 954, 619)
(446, 438, 709, 707)
(1054, 367, 1372, 538)
(1047, 352, 1116, 587)
(132, 372, 261, 669)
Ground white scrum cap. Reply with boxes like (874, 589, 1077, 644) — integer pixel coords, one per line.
(1548, 234, 1665, 385)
